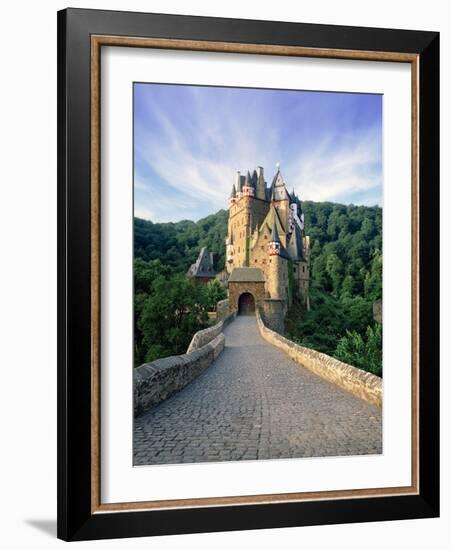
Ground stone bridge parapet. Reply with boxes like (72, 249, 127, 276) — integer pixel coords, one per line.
(186, 310, 236, 353)
(215, 299, 230, 321)
(134, 333, 226, 417)
(134, 309, 236, 417)
(256, 310, 382, 407)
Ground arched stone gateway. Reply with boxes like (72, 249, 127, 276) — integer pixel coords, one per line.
(238, 292, 255, 315)
(227, 267, 265, 316)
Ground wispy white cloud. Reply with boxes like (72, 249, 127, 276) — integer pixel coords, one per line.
(134, 85, 382, 221)
(286, 125, 382, 205)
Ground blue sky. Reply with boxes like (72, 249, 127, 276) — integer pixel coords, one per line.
(134, 83, 382, 222)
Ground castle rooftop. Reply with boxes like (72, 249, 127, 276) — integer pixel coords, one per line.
(228, 267, 265, 283)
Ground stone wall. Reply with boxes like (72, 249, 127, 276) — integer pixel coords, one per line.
(216, 298, 230, 321)
(262, 299, 287, 334)
(256, 311, 382, 407)
(134, 333, 225, 417)
(186, 311, 235, 353)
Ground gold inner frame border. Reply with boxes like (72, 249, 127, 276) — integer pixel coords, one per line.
(90, 35, 419, 514)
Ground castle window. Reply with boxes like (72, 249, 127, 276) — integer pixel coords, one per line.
(269, 259, 272, 263)
(263, 259, 266, 264)
(294, 267, 297, 273)
(264, 235, 268, 240)
(302, 266, 305, 273)
(254, 259, 258, 263)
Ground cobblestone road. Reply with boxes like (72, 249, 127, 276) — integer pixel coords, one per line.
(134, 316, 382, 465)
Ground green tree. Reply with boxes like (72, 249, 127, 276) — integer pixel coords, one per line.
(134, 209, 228, 273)
(335, 324, 382, 376)
(203, 279, 227, 311)
(364, 249, 383, 301)
(340, 274, 355, 298)
(134, 258, 210, 366)
(325, 253, 344, 295)
(284, 201, 383, 376)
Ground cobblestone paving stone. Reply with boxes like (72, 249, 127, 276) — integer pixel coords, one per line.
(134, 316, 382, 465)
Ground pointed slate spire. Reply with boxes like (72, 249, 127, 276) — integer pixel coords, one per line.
(287, 223, 305, 261)
(270, 219, 281, 243)
(271, 183, 277, 202)
(230, 184, 236, 198)
(271, 169, 280, 188)
(235, 173, 243, 193)
(269, 218, 283, 257)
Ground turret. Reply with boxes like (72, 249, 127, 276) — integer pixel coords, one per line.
(268, 220, 281, 256)
(271, 166, 290, 202)
(267, 219, 287, 300)
(235, 171, 243, 199)
(242, 170, 255, 197)
(228, 184, 237, 207)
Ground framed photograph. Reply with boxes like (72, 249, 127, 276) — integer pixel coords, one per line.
(57, 8, 439, 541)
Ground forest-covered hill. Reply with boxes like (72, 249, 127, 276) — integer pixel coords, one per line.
(134, 201, 383, 375)
(134, 210, 228, 273)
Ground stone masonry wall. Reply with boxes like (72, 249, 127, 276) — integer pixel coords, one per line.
(256, 311, 382, 407)
(186, 311, 236, 353)
(134, 333, 225, 417)
(216, 299, 230, 321)
(262, 299, 287, 334)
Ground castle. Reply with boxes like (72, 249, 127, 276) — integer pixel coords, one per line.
(225, 165, 310, 332)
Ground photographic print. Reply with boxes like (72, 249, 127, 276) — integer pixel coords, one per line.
(133, 82, 383, 467)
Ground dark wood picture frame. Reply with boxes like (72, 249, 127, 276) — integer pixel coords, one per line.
(57, 7, 439, 541)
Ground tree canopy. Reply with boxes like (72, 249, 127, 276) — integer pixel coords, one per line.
(134, 200, 383, 375)
(134, 258, 226, 366)
(134, 210, 228, 273)
(285, 201, 383, 376)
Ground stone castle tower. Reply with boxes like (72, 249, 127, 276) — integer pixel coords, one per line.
(225, 165, 310, 332)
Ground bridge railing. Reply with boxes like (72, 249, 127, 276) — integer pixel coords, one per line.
(186, 310, 236, 353)
(134, 333, 225, 417)
(134, 310, 236, 417)
(256, 310, 382, 407)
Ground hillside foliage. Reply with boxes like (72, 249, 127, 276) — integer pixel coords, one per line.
(134, 258, 226, 367)
(285, 201, 382, 376)
(134, 201, 382, 375)
(134, 210, 228, 273)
